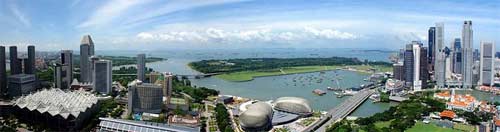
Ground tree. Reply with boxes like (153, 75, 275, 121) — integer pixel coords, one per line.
(215, 103, 232, 132)
(0, 115, 18, 132)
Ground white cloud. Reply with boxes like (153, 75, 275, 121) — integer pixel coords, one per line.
(77, 0, 148, 28)
(304, 27, 357, 40)
(133, 27, 358, 45)
(137, 32, 154, 40)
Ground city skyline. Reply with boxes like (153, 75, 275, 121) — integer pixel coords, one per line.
(0, 0, 499, 51)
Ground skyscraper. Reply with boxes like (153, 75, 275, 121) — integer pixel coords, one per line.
(55, 50, 73, 89)
(462, 20, 473, 88)
(128, 81, 163, 114)
(404, 44, 414, 87)
(10, 46, 21, 75)
(434, 23, 446, 88)
(54, 63, 65, 89)
(420, 47, 429, 89)
(412, 43, 422, 91)
(452, 38, 462, 74)
(473, 49, 480, 61)
(428, 27, 436, 69)
(445, 47, 453, 79)
(163, 72, 173, 104)
(93, 60, 112, 95)
(0, 46, 6, 97)
(89, 56, 100, 83)
(480, 42, 494, 86)
(393, 62, 404, 81)
(25, 45, 35, 74)
(61, 50, 73, 87)
(80, 35, 94, 83)
(137, 54, 146, 82)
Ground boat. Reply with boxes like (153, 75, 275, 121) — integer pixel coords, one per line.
(313, 89, 326, 96)
(327, 87, 342, 91)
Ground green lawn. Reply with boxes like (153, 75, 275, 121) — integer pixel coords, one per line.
(406, 122, 455, 132)
(215, 65, 392, 81)
(374, 120, 392, 129)
(453, 123, 475, 132)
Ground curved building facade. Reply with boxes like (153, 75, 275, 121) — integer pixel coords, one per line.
(239, 102, 273, 131)
(273, 97, 312, 116)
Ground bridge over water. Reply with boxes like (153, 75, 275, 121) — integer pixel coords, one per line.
(303, 89, 375, 132)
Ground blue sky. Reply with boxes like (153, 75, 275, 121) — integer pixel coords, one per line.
(0, 0, 498, 51)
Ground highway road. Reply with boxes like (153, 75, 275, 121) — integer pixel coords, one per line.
(303, 89, 375, 132)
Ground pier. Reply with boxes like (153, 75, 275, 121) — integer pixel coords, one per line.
(303, 89, 375, 132)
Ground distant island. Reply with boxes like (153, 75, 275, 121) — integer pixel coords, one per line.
(73, 55, 165, 67)
(189, 57, 393, 81)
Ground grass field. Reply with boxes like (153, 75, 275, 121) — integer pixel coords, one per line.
(215, 65, 392, 81)
(374, 120, 392, 129)
(453, 123, 475, 132)
(406, 122, 455, 132)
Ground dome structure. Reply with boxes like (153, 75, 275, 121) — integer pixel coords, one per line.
(239, 102, 273, 131)
(273, 97, 312, 115)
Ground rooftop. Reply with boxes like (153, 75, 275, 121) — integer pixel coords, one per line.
(13, 88, 98, 119)
(435, 91, 451, 98)
(439, 110, 456, 119)
(98, 117, 199, 132)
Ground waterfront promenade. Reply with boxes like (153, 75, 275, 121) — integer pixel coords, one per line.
(303, 89, 375, 132)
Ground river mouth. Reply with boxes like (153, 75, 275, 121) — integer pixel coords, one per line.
(142, 60, 393, 117)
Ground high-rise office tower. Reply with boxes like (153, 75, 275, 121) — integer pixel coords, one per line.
(61, 50, 73, 88)
(0, 46, 6, 97)
(473, 49, 480, 61)
(149, 71, 161, 84)
(80, 35, 94, 83)
(137, 54, 146, 82)
(393, 62, 404, 81)
(428, 27, 436, 70)
(25, 45, 35, 74)
(9, 46, 21, 75)
(55, 50, 73, 89)
(445, 47, 453, 79)
(462, 20, 473, 88)
(128, 81, 163, 114)
(472, 60, 480, 85)
(434, 23, 446, 88)
(398, 49, 405, 61)
(480, 42, 494, 86)
(404, 44, 414, 87)
(54, 63, 65, 89)
(163, 72, 173, 103)
(420, 47, 429, 89)
(93, 60, 112, 95)
(21, 57, 29, 74)
(412, 43, 422, 91)
(89, 56, 99, 83)
(452, 38, 462, 74)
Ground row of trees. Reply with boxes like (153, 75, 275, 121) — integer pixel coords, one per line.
(190, 57, 392, 73)
(215, 103, 234, 132)
(172, 76, 219, 103)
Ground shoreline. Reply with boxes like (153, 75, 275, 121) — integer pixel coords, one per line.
(190, 65, 391, 82)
